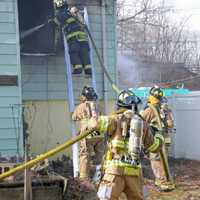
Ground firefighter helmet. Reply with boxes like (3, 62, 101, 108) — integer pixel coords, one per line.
(117, 90, 141, 109)
(81, 86, 98, 101)
(149, 86, 164, 100)
(70, 6, 79, 14)
(54, 0, 68, 9)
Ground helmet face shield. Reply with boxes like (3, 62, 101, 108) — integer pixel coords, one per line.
(125, 95, 141, 106)
(117, 90, 141, 109)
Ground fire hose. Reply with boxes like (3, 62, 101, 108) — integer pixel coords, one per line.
(0, 129, 92, 180)
(148, 104, 172, 182)
(83, 25, 120, 94)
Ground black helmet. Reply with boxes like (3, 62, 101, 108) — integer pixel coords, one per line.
(82, 86, 98, 101)
(54, 0, 68, 9)
(149, 86, 164, 100)
(117, 90, 141, 109)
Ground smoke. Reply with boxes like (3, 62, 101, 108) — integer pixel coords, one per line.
(117, 53, 141, 88)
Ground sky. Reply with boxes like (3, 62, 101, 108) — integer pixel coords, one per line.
(165, 0, 200, 31)
(121, 0, 200, 31)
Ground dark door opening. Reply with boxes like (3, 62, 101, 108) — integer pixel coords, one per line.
(18, 0, 56, 54)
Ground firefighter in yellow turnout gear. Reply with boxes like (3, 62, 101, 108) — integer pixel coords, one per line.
(81, 90, 164, 200)
(72, 86, 104, 180)
(140, 86, 175, 191)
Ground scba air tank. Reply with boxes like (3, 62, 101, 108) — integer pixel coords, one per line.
(128, 115, 143, 162)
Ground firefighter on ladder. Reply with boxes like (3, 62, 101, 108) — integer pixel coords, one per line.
(140, 86, 175, 191)
(80, 90, 164, 199)
(72, 86, 104, 180)
(51, 0, 92, 76)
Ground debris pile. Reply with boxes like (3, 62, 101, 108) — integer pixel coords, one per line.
(0, 155, 23, 163)
(63, 177, 98, 200)
(49, 155, 73, 177)
(49, 155, 98, 200)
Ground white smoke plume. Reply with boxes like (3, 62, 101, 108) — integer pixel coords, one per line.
(117, 53, 141, 89)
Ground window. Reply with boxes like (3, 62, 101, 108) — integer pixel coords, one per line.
(18, 0, 56, 54)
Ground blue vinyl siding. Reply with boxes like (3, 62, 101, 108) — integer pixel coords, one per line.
(21, 0, 117, 101)
(0, 0, 23, 156)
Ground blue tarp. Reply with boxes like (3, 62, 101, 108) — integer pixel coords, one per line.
(129, 87, 190, 98)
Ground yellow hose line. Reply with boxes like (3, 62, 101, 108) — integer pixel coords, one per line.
(0, 130, 92, 180)
(148, 104, 163, 128)
(112, 84, 121, 94)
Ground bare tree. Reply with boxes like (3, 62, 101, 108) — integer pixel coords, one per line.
(117, 0, 200, 73)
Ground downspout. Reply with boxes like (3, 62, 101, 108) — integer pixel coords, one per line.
(15, 0, 23, 161)
(15, 1, 30, 199)
(101, 0, 108, 114)
(113, 0, 118, 92)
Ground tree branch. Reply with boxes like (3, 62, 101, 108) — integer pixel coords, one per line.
(118, 8, 147, 22)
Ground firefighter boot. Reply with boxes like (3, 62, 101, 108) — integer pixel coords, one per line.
(72, 65, 83, 75)
(155, 179, 175, 192)
(84, 65, 92, 76)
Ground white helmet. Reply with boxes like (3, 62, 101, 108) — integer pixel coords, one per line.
(54, 0, 68, 8)
(70, 6, 79, 14)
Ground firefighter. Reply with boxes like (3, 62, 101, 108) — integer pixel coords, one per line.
(160, 97, 174, 148)
(140, 86, 175, 191)
(51, 0, 92, 76)
(80, 90, 164, 200)
(72, 86, 104, 180)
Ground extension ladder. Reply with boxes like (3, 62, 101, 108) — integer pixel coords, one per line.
(63, 7, 97, 177)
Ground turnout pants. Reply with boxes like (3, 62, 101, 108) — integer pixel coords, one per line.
(68, 40, 91, 69)
(98, 172, 144, 200)
(79, 137, 104, 179)
(150, 145, 169, 183)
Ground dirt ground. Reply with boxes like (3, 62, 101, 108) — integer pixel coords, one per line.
(82, 158, 200, 200)
(51, 157, 200, 200)
(145, 158, 200, 200)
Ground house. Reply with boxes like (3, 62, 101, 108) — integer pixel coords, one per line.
(0, 0, 117, 157)
(0, 0, 22, 157)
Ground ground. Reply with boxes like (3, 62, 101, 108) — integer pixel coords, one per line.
(1, 156, 199, 199)
(51, 157, 200, 200)
(80, 158, 200, 200)
(145, 158, 200, 200)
